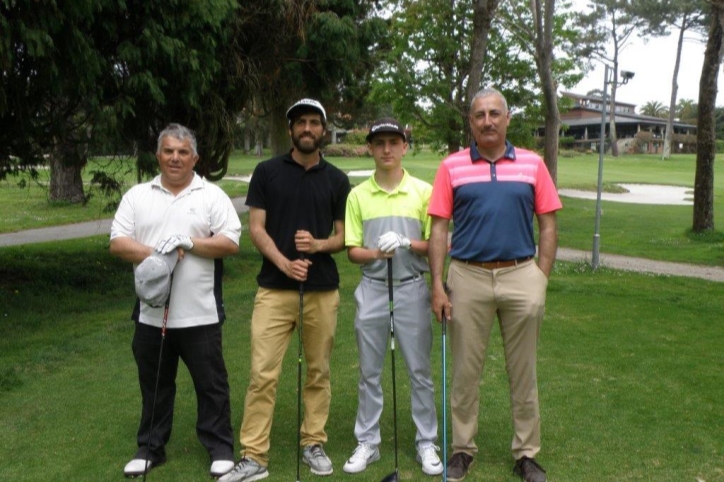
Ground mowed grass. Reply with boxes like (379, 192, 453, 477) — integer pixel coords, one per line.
(0, 149, 723, 481)
(0, 232, 723, 482)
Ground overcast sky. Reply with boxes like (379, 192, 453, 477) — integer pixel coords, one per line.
(570, 0, 724, 108)
(569, 11, 724, 112)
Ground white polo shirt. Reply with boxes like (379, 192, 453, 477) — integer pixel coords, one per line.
(111, 173, 241, 328)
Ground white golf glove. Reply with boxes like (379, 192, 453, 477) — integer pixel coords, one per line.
(377, 232, 411, 253)
(155, 234, 194, 254)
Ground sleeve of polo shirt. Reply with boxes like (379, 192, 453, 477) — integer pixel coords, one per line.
(534, 159, 563, 215)
(110, 187, 137, 240)
(245, 162, 266, 209)
(421, 182, 433, 240)
(334, 173, 352, 221)
(344, 188, 364, 247)
(208, 186, 242, 245)
(428, 161, 453, 220)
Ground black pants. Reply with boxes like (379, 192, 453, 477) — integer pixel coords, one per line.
(132, 322, 234, 462)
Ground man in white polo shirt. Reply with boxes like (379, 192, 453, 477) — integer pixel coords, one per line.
(110, 123, 241, 479)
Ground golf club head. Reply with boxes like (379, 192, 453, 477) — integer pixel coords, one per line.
(380, 470, 399, 482)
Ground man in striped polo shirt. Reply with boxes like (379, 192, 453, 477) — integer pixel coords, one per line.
(428, 88, 562, 482)
(343, 118, 443, 476)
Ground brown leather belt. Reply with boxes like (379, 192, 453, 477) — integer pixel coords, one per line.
(454, 256, 533, 270)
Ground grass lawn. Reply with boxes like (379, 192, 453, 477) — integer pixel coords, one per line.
(0, 149, 723, 481)
(0, 232, 722, 482)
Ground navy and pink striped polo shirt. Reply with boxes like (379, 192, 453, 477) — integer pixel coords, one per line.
(428, 141, 562, 262)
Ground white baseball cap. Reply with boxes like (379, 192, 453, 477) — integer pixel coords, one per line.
(286, 98, 327, 125)
(134, 251, 178, 307)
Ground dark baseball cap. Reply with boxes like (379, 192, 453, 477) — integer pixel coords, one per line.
(366, 118, 406, 142)
(286, 98, 327, 125)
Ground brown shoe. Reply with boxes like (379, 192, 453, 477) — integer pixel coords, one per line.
(513, 456, 547, 482)
(446, 452, 474, 482)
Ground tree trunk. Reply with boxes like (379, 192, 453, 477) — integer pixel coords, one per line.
(244, 127, 251, 153)
(663, 19, 686, 160)
(461, 0, 498, 149)
(49, 141, 85, 203)
(269, 102, 291, 156)
(609, 75, 620, 157)
(532, 0, 559, 185)
(693, 3, 723, 232)
(466, 0, 497, 105)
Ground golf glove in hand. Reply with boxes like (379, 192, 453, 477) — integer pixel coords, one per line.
(155, 234, 194, 254)
(377, 231, 411, 253)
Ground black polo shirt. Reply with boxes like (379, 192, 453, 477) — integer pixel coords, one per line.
(246, 152, 351, 291)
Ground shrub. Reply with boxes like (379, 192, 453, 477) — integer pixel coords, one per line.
(322, 144, 368, 157)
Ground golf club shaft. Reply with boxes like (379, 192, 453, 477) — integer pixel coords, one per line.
(142, 276, 173, 482)
(442, 282, 450, 482)
(297, 255, 305, 482)
(442, 314, 447, 482)
(387, 259, 399, 475)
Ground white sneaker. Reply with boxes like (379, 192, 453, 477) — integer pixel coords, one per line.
(416, 444, 443, 475)
(124, 458, 155, 477)
(210, 460, 235, 477)
(343, 443, 380, 473)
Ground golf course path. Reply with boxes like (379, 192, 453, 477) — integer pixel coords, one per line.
(1, 197, 722, 282)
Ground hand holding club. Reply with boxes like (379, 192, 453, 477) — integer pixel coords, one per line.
(377, 232, 411, 253)
(155, 234, 194, 254)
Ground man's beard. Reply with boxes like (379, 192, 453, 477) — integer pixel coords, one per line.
(292, 132, 323, 154)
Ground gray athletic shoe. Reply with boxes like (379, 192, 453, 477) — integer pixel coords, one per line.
(217, 457, 269, 482)
(303, 444, 333, 476)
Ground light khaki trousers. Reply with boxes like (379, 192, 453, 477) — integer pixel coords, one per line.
(239, 288, 339, 466)
(447, 259, 548, 460)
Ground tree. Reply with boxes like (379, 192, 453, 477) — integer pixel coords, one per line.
(373, 0, 570, 154)
(693, 0, 723, 232)
(639, 100, 669, 118)
(631, 0, 706, 159)
(235, 0, 387, 156)
(0, 0, 113, 202)
(580, 0, 646, 156)
(677, 98, 698, 124)
(1, 0, 246, 204)
(499, 0, 587, 184)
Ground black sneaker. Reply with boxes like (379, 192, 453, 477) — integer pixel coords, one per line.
(513, 456, 547, 482)
(446, 452, 474, 482)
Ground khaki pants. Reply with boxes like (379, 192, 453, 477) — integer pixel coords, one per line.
(447, 259, 548, 460)
(239, 288, 339, 466)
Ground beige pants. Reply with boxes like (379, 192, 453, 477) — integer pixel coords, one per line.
(447, 259, 548, 460)
(239, 288, 339, 466)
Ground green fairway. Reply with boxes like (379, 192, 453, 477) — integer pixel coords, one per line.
(1, 150, 723, 481)
(0, 233, 722, 481)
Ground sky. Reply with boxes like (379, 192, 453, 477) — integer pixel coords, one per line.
(570, 17, 724, 112)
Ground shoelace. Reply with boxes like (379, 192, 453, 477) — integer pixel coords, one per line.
(308, 445, 327, 459)
(229, 458, 253, 474)
(419, 444, 441, 462)
(352, 444, 376, 460)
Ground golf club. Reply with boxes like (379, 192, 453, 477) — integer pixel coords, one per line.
(380, 258, 399, 482)
(141, 275, 173, 482)
(442, 282, 450, 482)
(296, 256, 305, 482)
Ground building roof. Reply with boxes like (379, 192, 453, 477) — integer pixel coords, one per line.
(561, 108, 696, 130)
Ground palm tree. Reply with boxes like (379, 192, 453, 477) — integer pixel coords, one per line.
(676, 98, 698, 125)
(639, 100, 668, 118)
